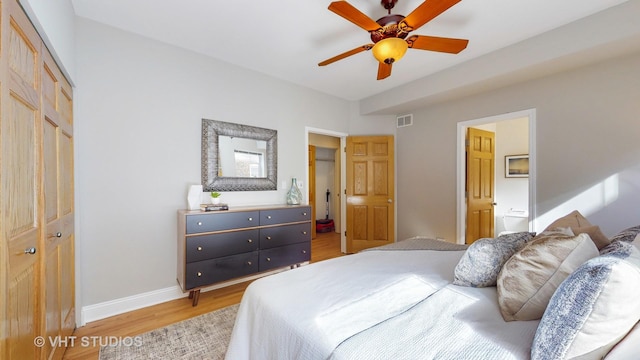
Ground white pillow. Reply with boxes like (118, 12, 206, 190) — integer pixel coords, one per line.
(497, 233, 598, 321)
(531, 241, 640, 359)
(632, 233, 640, 250)
(605, 321, 640, 359)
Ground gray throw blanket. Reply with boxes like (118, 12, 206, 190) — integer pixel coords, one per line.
(363, 236, 468, 252)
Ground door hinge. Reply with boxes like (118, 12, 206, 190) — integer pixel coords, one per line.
(465, 139, 470, 147)
(344, 230, 347, 237)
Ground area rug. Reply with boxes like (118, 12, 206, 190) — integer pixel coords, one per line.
(99, 304, 239, 360)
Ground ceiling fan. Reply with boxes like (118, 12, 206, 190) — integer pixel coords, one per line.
(318, 0, 469, 80)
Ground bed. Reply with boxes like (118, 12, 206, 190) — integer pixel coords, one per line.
(225, 212, 640, 360)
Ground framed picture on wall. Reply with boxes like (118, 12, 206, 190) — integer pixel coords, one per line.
(505, 155, 529, 178)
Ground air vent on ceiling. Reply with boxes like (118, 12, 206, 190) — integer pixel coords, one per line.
(397, 114, 413, 128)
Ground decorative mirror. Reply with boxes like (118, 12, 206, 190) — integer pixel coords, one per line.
(202, 119, 277, 191)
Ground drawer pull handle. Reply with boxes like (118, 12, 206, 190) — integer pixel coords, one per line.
(266, 257, 271, 262)
(248, 217, 253, 221)
(197, 221, 202, 226)
(24, 247, 37, 255)
(247, 261, 252, 266)
(267, 215, 272, 219)
(197, 272, 202, 277)
(302, 231, 308, 235)
(247, 239, 253, 243)
(302, 250, 307, 254)
(197, 246, 203, 251)
(266, 236, 272, 240)
(303, 212, 307, 216)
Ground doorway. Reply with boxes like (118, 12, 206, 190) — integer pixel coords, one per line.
(306, 128, 347, 252)
(456, 109, 537, 244)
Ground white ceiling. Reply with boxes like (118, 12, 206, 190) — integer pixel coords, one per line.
(70, 0, 630, 101)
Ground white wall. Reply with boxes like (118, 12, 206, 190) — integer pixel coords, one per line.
(20, 0, 76, 82)
(494, 118, 529, 234)
(348, 102, 396, 135)
(396, 51, 640, 242)
(75, 18, 356, 313)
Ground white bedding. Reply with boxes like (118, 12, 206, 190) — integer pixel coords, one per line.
(329, 285, 538, 360)
(225, 245, 539, 360)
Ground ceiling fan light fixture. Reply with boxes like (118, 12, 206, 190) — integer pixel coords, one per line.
(372, 37, 408, 64)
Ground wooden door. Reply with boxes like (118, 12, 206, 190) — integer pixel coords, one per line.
(1, 1, 43, 358)
(308, 145, 317, 239)
(466, 128, 495, 244)
(346, 136, 395, 253)
(42, 47, 75, 360)
(1, 2, 75, 359)
(333, 147, 341, 235)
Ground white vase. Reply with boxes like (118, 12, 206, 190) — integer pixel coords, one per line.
(286, 178, 303, 205)
(187, 185, 203, 210)
(211, 197, 221, 205)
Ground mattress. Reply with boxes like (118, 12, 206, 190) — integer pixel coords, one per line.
(225, 239, 539, 360)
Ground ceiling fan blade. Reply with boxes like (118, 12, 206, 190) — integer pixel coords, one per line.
(328, 1, 381, 32)
(401, 0, 461, 32)
(318, 44, 374, 66)
(377, 62, 392, 80)
(407, 35, 468, 54)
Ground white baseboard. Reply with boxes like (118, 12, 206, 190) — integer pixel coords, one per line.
(79, 265, 304, 326)
(80, 286, 187, 325)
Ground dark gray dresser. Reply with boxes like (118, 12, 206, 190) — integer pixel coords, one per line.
(177, 204, 311, 305)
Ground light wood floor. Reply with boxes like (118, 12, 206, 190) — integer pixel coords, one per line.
(63, 231, 343, 360)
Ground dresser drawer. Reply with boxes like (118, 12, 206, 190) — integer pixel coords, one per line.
(186, 211, 259, 234)
(259, 207, 311, 226)
(260, 222, 311, 249)
(260, 242, 310, 272)
(185, 251, 259, 290)
(186, 229, 259, 263)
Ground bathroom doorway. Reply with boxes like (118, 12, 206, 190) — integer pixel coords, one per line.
(456, 109, 537, 244)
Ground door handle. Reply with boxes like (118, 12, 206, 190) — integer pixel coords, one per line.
(492, 202, 497, 206)
(24, 247, 37, 255)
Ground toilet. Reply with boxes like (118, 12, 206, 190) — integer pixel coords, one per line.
(498, 208, 529, 236)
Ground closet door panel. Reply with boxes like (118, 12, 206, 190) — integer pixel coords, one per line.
(58, 111, 75, 343)
(44, 248, 61, 359)
(3, 1, 42, 358)
(2, 9, 41, 357)
(43, 118, 59, 222)
(42, 45, 75, 360)
(60, 237, 75, 335)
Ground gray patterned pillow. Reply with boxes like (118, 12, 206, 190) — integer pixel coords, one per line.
(452, 232, 534, 287)
(609, 225, 640, 243)
(531, 241, 640, 360)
